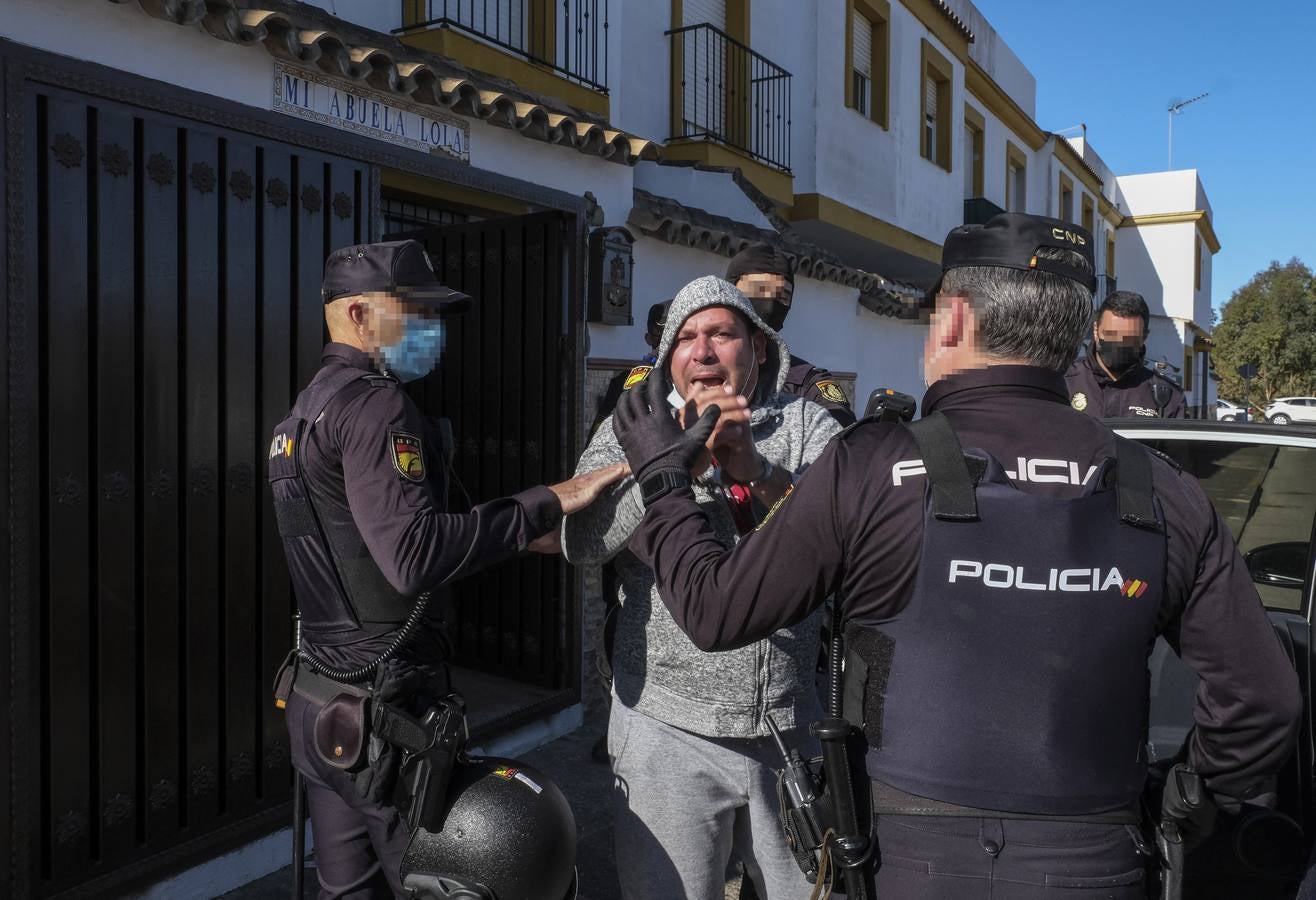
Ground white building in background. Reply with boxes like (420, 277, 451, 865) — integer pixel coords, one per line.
(0, 0, 1219, 894)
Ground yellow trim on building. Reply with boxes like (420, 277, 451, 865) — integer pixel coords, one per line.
(381, 170, 530, 217)
(399, 26, 609, 118)
(1120, 210, 1221, 254)
(1005, 140, 1027, 211)
(1053, 139, 1103, 198)
(787, 193, 942, 263)
(1081, 193, 1095, 234)
(965, 59, 1046, 151)
(662, 139, 795, 206)
(1098, 195, 1123, 228)
(1058, 171, 1074, 221)
(898, 0, 970, 62)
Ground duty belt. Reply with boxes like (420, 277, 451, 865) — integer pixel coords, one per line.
(870, 779, 1142, 825)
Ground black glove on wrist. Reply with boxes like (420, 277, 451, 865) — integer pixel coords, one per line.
(1159, 763, 1217, 852)
(613, 369, 720, 505)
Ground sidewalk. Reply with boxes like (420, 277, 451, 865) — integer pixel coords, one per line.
(221, 709, 745, 899)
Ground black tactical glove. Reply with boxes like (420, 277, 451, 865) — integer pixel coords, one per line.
(613, 369, 720, 506)
(1159, 763, 1217, 852)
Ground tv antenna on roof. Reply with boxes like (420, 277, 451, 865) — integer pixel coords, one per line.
(1167, 93, 1208, 169)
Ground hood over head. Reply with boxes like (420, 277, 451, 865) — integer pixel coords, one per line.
(654, 275, 791, 405)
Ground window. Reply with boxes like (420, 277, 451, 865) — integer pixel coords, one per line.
(1059, 174, 1074, 222)
(1106, 233, 1116, 278)
(964, 105, 985, 199)
(1006, 141, 1027, 212)
(1082, 194, 1095, 234)
(920, 39, 952, 170)
(846, 0, 890, 128)
(1195, 238, 1202, 291)
(1183, 349, 1193, 392)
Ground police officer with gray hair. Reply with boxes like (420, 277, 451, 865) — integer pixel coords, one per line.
(612, 214, 1300, 898)
(268, 239, 623, 897)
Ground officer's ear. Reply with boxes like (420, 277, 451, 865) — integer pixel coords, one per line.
(932, 294, 971, 350)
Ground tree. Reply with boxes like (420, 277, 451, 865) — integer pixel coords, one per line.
(1213, 259, 1316, 406)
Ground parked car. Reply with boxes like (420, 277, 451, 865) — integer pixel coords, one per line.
(1217, 398, 1249, 421)
(1109, 418, 1316, 898)
(1266, 397, 1316, 425)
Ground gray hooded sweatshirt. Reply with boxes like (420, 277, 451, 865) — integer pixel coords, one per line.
(563, 276, 842, 738)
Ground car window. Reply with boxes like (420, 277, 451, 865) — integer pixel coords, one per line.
(1140, 439, 1316, 612)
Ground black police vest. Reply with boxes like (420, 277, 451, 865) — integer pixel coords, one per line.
(847, 412, 1165, 817)
(267, 364, 416, 647)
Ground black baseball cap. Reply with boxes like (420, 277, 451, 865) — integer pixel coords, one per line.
(928, 213, 1097, 304)
(321, 239, 472, 314)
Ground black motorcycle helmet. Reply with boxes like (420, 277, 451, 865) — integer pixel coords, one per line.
(400, 756, 578, 900)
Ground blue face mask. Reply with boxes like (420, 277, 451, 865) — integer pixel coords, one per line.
(380, 317, 444, 382)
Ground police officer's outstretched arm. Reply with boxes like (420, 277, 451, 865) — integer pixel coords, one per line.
(616, 372, 849, 651)
(1166, 468, 1301, 807)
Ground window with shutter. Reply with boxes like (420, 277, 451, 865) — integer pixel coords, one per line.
(852, 11, 873, 117)
(681, 0, 729, 137)
(924, 76, 938, 161)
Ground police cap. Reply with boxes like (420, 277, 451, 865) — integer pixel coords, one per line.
(932, 213, 1097, 302)
(321, 239, 472, 314)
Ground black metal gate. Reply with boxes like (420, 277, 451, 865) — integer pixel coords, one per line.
(387, 213, 576, 690)
(5, 84, 369, 896)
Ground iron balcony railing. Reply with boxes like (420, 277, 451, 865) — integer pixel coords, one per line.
(399, 0, 609, 92)
(666, 23, 792, 172)
(963, 196, 1005, 225)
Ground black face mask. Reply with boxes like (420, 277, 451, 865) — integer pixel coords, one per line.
(1095, 339, 1144, 375)
(749, 298, 788, 332)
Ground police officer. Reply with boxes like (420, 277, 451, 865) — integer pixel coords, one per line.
(268, 239, 624, 898)
(589, 300, 671, 440)
(611, 214, 1300, 897)
(726, 244, 856, 425)
(1065, 290, 1186, 418)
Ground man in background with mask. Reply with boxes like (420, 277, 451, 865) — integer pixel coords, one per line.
(270, 240, 625, 897)
(562, 276, 842, 899)
(1065, 290, 1185, 418)
(727, 243, 856, 425)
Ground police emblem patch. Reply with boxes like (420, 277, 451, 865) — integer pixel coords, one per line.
(390, 431, 426, 482)
(816, 380, 848, 405)
(623, 365, 652, 390)
(1071, 392, 1088, 411)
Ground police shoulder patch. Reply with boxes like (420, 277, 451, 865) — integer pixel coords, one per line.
(815, 380, 848, 405)
(390, 431, 426, 482)
(1070, 392, 1088, 411)
(623, 365, 652, 390)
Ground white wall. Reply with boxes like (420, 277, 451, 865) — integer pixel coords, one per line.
(953, 0, 1036, 119)
(632, 164, 777, 230)
(302, 0, 402, 34)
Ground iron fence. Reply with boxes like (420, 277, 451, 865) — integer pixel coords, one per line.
(666, 23, 791, 172)
(400, 0, 609, 92)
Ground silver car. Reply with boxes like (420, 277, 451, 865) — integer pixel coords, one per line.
(1266, 397, 1316, 425)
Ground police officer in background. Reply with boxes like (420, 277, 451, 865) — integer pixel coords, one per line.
(589, 300, 671, 440)
(611, 214, 1300, 897)
(727, 244, 856, 425)
(268, 240, 624, 898)
(1065, 290, 1186, 418)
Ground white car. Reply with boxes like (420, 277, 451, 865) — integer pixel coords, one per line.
(1216, 399, 1248, 421)
(1265, 397, 1316, 425)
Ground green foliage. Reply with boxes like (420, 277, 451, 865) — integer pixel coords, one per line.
(1213, 259, 1316, 405)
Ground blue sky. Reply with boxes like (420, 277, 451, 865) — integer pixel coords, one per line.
(971, 0, 1316, 310)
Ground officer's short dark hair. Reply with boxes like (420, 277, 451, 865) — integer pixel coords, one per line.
(940, 246, 1094, 374)
(1096, 291, 1150, 332)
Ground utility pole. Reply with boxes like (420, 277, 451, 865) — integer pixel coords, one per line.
(1167, 93, 1208, 169)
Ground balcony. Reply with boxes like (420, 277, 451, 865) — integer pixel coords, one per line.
(399, 0, 609, 92)
(665, 23, 792, 172)
(963, 196, 1005, 226)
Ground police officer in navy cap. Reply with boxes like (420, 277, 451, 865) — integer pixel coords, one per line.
(611, 213, 1299, 897)
(268, 239, 624, 897)
(1065, 290, 1187, 418)
(727, 243, 856, 425)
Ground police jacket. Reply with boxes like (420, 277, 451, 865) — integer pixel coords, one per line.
(272, 344, 561, 669)
(629, 365, 1300, 810)
(784, 354, 856, 426)
(1065, 353, 1186, 419)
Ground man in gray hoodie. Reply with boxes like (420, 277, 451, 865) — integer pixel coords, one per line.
(564, 276, 841, 900)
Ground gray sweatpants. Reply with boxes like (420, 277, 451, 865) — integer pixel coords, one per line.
(608, 697, 815, 900)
